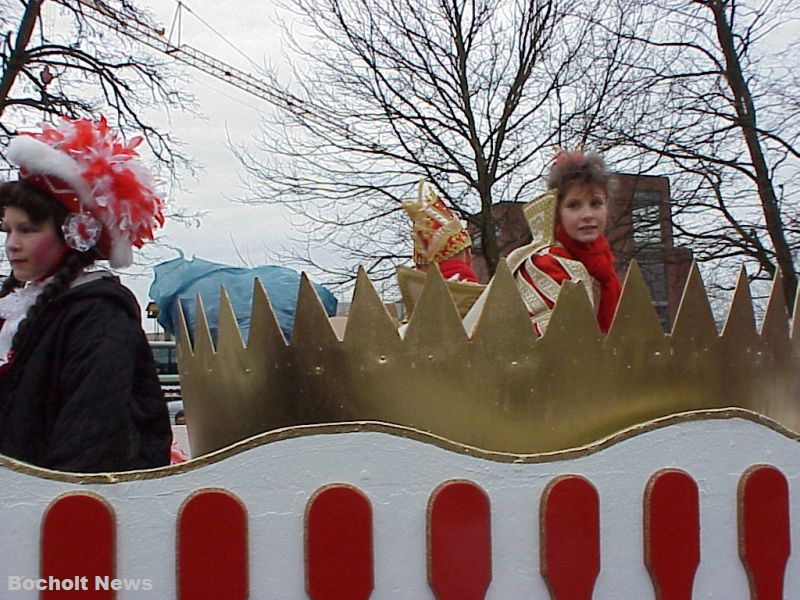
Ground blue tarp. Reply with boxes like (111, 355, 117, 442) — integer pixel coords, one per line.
(149, 255, 338, 344)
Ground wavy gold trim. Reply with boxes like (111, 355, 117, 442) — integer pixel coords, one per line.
(0, 409, 794, 485)
(524, 259, 562, 304)
(506, 190, 558, 273)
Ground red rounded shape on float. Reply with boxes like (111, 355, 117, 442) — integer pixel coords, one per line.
(306, 484, 373, 600)
(427, 479, 492, 600)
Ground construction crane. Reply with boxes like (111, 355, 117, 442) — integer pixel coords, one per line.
(53, 0, 291, 109)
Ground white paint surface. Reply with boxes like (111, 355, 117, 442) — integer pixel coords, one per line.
(0, 417, 798, 598)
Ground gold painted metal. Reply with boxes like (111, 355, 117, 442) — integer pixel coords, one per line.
(344, 267, 402, 349)
(469, 260, 538, 349)
(397, 264, 485, 318)
(179, 261, 800, 457)
(721, 268, 757, 341)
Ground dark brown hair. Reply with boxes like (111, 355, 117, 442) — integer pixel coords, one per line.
(547, 151, 613, 202)
(0, 180, 97, 353)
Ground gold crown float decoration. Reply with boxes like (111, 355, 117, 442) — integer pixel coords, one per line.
(177, 260, 800, 458)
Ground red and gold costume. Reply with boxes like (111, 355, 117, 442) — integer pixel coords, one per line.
(506, 191, 621, 336)
(401, 180, 477, 283)
(400, 184, 620, 334)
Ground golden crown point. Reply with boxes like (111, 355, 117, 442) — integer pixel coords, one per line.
(177, 262, 800, 458)
(397, 264, 485, 319)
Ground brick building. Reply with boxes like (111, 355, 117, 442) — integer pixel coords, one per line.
(469, 174, 692, 328)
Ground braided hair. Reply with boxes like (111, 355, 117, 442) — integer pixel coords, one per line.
(0, 180, 98, 353)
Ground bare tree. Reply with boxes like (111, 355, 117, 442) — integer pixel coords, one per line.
(590, 0, 799, 310)
(235, 0, 644, 288)
(0, 0, 195, 178)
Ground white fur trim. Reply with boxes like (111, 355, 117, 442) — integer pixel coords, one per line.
(7, 136, 135, 269)
(7, 137, 93, 207)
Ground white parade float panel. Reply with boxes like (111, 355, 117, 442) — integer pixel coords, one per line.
(0, 414, 797, 598)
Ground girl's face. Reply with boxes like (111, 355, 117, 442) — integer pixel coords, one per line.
(1, 206, 64, 282)
(558, 182, 608, 244)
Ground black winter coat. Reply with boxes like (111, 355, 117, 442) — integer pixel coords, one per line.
(0, 275, 171, 472)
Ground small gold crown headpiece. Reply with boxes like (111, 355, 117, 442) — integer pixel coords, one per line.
(401, 179, 471, 265)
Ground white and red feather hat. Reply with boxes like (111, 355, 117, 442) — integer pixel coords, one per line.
(6, 116, 165, 269)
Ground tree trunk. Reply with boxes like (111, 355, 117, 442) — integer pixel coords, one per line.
(479, 189, 499, 276)
(0, 0, 43, 119)
(708, 0, 797, 311)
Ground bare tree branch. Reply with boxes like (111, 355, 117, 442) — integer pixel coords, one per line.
(234, 0, 643, 290)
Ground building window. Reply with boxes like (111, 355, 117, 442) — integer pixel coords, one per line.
(636, 251, 669, 327)
(632, 189, 663, 249)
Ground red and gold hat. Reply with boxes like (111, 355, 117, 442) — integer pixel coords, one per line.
(6, 116, 164, 268)
(401, 180, 471, 265)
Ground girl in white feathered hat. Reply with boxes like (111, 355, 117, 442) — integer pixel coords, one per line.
(0, 116, 171, 472)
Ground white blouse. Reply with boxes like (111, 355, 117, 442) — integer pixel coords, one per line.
(0, 278, 51, 365)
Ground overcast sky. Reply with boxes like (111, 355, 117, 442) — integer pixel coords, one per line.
(138, 0, 304, 325)
(52, 0, 309, 328)
(30, 0, 799, 330)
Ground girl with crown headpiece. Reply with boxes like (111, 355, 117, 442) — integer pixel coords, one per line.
(0, 117, 171, 472)
(502, 149, 622, 336)
(403, 150, 622, 336)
